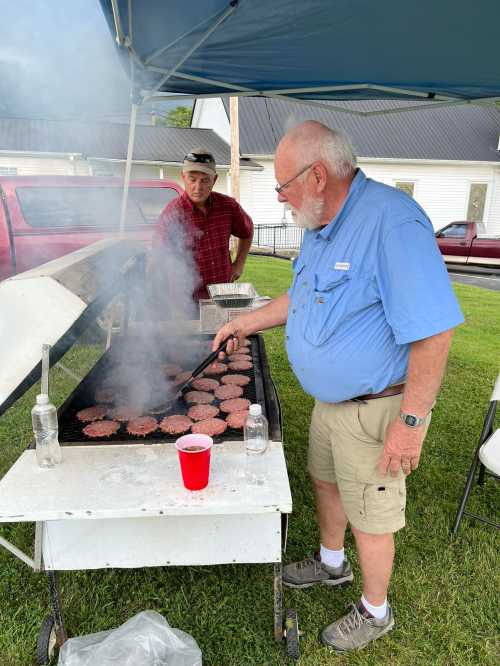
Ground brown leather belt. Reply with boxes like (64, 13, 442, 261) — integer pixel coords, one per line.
(352, 383, 405, 402)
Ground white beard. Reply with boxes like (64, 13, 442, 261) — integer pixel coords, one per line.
(287, 194, 324, 230)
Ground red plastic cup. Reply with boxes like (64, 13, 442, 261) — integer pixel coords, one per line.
(175, 434, 213, 490)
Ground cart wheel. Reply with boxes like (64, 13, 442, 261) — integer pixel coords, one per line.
(36, 616, 58, 666)
(284, 608, 300, 661)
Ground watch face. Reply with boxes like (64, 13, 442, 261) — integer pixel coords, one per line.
(405, 415, 418, 427)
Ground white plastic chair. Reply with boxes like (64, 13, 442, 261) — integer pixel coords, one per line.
(452, 373, 500, 534)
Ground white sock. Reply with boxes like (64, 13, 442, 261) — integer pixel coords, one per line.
(360, 595, 388, 620)
(319, 544, 345, 568)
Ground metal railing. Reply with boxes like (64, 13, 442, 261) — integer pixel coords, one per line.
(252, 224, 304, 255)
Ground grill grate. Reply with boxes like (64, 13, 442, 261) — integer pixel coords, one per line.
(58, 335, 267, 445)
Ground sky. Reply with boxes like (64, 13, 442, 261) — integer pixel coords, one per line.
(0, 0, 187, 123)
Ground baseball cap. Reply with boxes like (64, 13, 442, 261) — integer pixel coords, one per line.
(183, 148, 216, 176)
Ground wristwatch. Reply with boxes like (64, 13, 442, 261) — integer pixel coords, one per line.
(399, 411, 426, 428)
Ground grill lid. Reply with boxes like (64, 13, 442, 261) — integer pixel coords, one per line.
(0, 238, 146, 416)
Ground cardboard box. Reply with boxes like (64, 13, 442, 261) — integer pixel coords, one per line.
(199, 297, 270, 333)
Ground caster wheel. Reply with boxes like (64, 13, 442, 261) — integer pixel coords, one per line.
(284, 608, 300, 660)
(36, 616, 58, 666)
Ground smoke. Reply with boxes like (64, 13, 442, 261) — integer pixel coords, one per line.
(92, 208, 207, 414)
(0, 0, 132, 120)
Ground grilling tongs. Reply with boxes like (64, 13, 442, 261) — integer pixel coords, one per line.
(177, 338, 231, 395)
(153, 338, 232, 413)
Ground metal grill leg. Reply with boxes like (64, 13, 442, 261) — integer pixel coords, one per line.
(274, 562, 283, 641)
(47, 571, 67, 646)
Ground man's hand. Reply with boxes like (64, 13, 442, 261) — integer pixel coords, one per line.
(230, 260, 244, 282)
(212, 317, 249, 356)
(377, 418, 426, 477)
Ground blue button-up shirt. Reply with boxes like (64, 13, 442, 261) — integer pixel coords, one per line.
(286, 169, 464, 403)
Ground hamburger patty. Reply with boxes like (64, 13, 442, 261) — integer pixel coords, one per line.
(192, 418, 228, 436)
(76, 405, 107, 422)
(203, 362, 227, 376)
(187, 404, 220, 421)
(219, 398, 251, 414)
(228, 360, 253, 371)
(227, 353, 251, 362)
(82, 420, 120, 438)
(127, 416, 158, 437)
(107, 406, 141, 422)
(161, 363, 183, 378)
(214, 385, 244, 400)
(221, 374, 251, 387)
(192, 377, 220, 392)
(226, 410, 249, 429)
(184, 390, 214, 404)
(174, 370, 194, 385)
(159, 415, 192, 434)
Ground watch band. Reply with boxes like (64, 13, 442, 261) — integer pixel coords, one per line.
(399, 411, 426, 428)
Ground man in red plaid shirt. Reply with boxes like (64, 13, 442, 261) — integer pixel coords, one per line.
(154, 149, 253, 300)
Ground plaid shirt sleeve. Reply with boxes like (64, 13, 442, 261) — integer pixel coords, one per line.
(229, 199, 253, 239)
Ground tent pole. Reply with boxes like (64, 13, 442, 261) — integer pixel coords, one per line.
(119, 102, 138, 234)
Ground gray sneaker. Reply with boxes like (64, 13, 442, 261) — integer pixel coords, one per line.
(283, 552, 353, 589)
(320, 603, 394, 653)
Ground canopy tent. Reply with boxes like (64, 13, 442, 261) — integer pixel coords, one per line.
(97, 0, 500, 229)
(99, 0, 500, 113)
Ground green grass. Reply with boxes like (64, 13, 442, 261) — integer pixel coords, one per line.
(0, 255, 499, 665)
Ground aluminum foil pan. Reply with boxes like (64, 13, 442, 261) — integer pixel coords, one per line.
(208, 282, 257, 308)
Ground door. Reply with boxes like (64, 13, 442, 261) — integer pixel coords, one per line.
(435, 223, 469, 263)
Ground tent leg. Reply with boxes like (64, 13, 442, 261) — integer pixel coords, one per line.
(119, 102, 139, 234)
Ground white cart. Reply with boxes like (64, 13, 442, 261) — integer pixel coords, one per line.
(0, 241, 297, 663)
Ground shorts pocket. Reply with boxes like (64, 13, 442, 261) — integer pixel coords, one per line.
(361, 481, 406, 528)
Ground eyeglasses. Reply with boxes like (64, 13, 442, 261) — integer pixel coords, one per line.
(275, 163, 314, 194)
(184, 152, 215, 164)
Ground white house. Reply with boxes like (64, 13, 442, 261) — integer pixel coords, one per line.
(0, 116, 262, 193)
(192, 98, 500, 234)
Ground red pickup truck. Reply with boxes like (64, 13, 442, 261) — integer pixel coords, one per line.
(0, 176, 182, 280)
(435, 221, 500, 268)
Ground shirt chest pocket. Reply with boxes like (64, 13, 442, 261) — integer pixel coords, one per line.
(304, 270, 376, 346)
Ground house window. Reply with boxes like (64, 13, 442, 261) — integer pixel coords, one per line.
(90, 161, 118, 177)
(395, 181, 415, 197)
(0, 167, 18, 176)
(466, 183, 488, 222)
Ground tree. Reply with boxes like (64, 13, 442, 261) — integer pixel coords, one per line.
(156, 106, 192, 128)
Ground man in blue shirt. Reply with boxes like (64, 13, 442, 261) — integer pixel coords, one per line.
(213, 121, 463, 652)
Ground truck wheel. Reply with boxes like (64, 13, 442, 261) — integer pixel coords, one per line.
(36, 616, 58, 665)
(284, 608, 300, 660)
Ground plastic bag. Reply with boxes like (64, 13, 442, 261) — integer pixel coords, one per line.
(57, 610, 202, 666)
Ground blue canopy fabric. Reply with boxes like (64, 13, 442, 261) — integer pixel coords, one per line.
(99, 0, 500, 106)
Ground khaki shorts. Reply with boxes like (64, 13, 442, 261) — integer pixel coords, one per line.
(307, 395, 431, 535)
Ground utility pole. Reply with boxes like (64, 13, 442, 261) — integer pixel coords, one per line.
(229, 97, 240, 260)
(229, 97, 240, 201)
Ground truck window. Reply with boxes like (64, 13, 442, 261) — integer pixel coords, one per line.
(16, 186, 178, 228)
(438, 224, 467, 239)
(129, 187, 179, 223)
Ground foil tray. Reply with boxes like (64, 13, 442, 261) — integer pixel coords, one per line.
(208, 282, 257, 308)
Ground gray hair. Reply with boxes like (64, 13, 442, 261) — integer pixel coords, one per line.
(287, 122, 357, 179)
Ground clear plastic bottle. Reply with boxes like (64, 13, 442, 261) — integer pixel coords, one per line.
(32, 394, 62, 468)
(244, 403, 269, 485)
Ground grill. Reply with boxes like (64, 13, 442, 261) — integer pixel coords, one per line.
(57, 334, 281, 445)
(0, 239, 292, 660)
